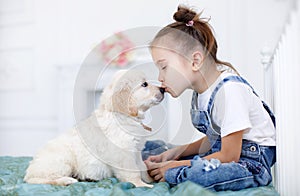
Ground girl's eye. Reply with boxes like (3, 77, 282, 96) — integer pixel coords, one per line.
(162, 65, 167, 70)
(141, 82, 148, 87)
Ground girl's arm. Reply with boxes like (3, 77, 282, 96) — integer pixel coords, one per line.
(177, 135, 211, 158)
(146, 136, 210, 167)
(146, 131, 244, 182)
(204, 130, 244, 163)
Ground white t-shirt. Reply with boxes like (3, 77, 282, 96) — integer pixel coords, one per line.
(197, 71, 276, 146)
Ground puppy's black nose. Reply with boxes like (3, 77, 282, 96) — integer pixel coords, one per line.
(159, 87, 165, 94)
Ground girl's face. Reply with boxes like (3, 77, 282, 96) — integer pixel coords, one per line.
(151, 47, 194, 98)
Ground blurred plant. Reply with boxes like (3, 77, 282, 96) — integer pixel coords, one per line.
(99, 32, 135, 67)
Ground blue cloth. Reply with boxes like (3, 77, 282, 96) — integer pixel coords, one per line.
(164, 140, 276, 191)
(143, 75, 276, 192)
(142, 140, 172, 161)
(0, 156, 279, 195)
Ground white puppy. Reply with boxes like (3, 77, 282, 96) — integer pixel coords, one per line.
(24, 70, 164, 187)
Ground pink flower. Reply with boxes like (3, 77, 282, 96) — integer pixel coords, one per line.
(100, 32, 135, 67)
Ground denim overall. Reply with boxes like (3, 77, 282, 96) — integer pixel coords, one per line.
(142, 76, 276, 191)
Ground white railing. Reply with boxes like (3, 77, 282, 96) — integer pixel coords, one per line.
(262, 3, 300, 196)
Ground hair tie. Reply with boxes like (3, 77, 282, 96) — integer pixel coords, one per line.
(186, 20, 194, 27)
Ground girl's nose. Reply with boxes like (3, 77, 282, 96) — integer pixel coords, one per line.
(158, 73, 164, 83)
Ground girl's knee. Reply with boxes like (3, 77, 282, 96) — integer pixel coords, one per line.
(165, 158, 253, 188)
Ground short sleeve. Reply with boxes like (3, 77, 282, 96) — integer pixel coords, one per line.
(212, 82, 253, 137)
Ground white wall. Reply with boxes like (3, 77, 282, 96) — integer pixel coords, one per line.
(0, 0, 292, 156)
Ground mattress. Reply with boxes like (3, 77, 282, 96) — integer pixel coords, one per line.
(0, 156, 279, 195)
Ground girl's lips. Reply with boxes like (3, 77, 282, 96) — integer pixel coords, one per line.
(161, 84, 167, 90)
(164, 87, 171, 94)
(164, 87, 176, 97)
(161, 85, 172, 94)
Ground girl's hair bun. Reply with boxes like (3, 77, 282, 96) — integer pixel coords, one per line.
(173, 5, 197, 23)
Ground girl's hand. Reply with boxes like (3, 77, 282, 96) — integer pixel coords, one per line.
(144, 160, 176, 182)
(146, 147, 182, 163)
(144, 160, 191, 182)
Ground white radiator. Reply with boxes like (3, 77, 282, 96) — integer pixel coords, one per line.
(262, 4, 300, 196)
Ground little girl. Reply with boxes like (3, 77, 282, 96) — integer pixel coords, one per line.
(143, 5, 276, 191)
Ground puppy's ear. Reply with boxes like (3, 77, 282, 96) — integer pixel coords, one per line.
(111, 87, 138, 117)
(129, 106, 138, 117)
(112, 88, 128, 113)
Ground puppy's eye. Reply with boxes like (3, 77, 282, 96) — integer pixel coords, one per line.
(141, 82, 148, 87)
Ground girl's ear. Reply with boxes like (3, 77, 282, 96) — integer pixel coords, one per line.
(191, 51, 204, 71)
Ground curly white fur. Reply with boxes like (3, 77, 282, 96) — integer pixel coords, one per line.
(24, 70, 164, 187)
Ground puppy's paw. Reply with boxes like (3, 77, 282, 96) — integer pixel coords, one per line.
(55, 177, 78, 186)
(141, 171, 154, 183)
(133, 180, 153, 188)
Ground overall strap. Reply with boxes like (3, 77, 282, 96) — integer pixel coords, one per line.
(191, 91, 198, 110)
(207, 75, 276, 127)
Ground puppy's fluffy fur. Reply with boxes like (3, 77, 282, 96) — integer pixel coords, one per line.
(24, 70, 164, 187)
